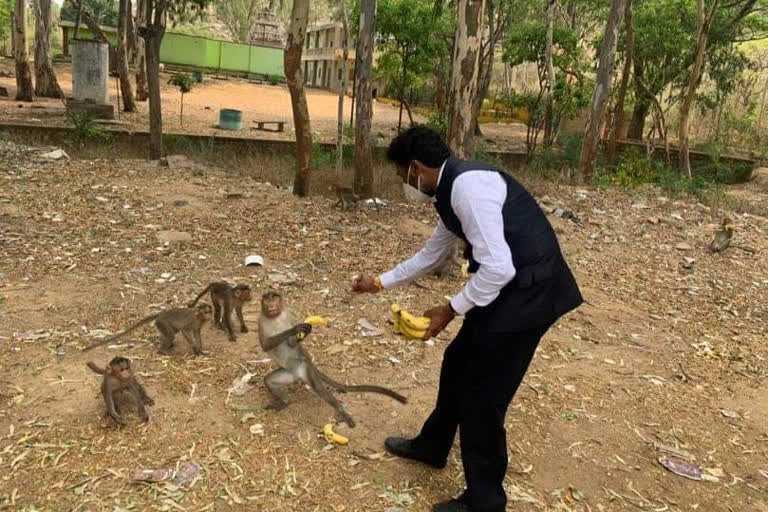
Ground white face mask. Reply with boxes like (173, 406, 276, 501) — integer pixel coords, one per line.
(402, 164, 432, 202)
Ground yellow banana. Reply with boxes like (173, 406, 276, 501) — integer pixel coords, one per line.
(304, 315, 328, 326)
(323, 423, 349, 445)
(390, 303, 429, 340)
(399, 309, 431, 331)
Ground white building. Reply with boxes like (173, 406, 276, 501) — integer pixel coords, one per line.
(302, 21, 356, 93)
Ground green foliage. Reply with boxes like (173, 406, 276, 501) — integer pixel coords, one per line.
(61, 0, 119, 27)
(424, 110, 448, 139)
(264, 73, 282, 85)
(66, 110, 111, 146)
(168, 73, 194, 94)
(0, 0, 12, 42)
(375, 0, 448, 103)
(591, 146, 750, 200)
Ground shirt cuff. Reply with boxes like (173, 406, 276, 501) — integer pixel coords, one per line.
(378, 272, 397, 290)
(450, 291, 474, 315)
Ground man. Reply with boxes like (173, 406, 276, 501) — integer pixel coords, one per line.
(351, 126, 583, 512)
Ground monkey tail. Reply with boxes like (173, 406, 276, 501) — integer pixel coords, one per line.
(316, 370, 407, 404)
(81, 314, 159, 352)
(86, 361, 107, 375)
(188, 284, 213, 307)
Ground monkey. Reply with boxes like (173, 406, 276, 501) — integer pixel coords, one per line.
(255, 291, 407, 427)
(709, 217, 734, 253)
(332, 184, 361, 212)
(81, 304, 213, 356)
(432, 239, 468, 279)
(188, 282, 252, 342)
(87, 356, 154, 425)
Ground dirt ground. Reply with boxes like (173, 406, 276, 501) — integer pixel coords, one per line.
(0, 140, 766, 511)
(0, 61, 529, 152)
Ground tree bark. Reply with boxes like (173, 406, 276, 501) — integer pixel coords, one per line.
(679, 0, 719, 178)
(354, 0, 376, 198)
(578, 0, 628, 182)
(118, 0, 137, 111)
(285, 0, 312, 197)
(606, 0, 633, 166)
(471, 0, 506, 139)
(140, 0, 166, 160)
(336, 0, 349, 179)
(543, 0, 556, 148)
(33, 0, 63, 98)
(398, 49, 408, 132)
(135, 0, 148, 101)
(66, 0, 110, 43)
(13, 0, 34, 102)
(447, 0, 486, 159)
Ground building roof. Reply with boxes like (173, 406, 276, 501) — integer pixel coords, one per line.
(60, 19, 117, 33)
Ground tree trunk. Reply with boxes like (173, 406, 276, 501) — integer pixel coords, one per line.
(13, 0, 34, 102)
(606, 0, 633, 167)
(353, 0, 376, 198)
(578, 0, 628, 182)
(66, 0, 110, 43)
(756, 75, 768, 144)
(543, 0, 556, 147)
(679, 0, 719, 178)
(141, 0, 166, 160)
(627, 56, 654, 140)
(33, 0, 63, 98)
(118, 0, 137, 112)
(336, 0, 349, 179)
(127, 0, 137, 58)
(398, 50, 408, 132)
(135, 0, 148, 101)
(447, 0, 486, 159)
(285, 0, 312, 197)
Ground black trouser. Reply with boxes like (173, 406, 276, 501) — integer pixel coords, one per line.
(413, 316, 552, 512)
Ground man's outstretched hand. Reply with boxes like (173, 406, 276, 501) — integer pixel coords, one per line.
(423, 304, 456, 340)
(351, 273, 380, 294)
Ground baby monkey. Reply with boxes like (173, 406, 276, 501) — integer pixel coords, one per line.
(332, 184, 360, 211)
(87, 356, 154, 425)
(257, 291, 407, 427)
(188, 282, 252, 341)
(82, 303, 213, 355)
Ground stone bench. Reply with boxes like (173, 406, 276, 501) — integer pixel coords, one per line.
(252, 120, 285, 133)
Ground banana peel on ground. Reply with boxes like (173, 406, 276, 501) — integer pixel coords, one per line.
(322, 423, 349, 445)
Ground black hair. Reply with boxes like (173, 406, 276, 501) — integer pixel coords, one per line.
(386, 126, 452, 168)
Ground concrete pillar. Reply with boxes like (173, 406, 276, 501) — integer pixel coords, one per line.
(71, 39, 109, 104)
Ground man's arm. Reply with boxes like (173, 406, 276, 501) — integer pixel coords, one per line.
(448, 172, 516, 315)
(378, 220, 458, 289)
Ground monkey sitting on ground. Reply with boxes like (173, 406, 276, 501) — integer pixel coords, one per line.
(87, 356, 154, 425)
(255, 291, 407, 427)
(709, 217, 734, 253)
(82, 304, 213, 356)
(188, 282, 252, 342)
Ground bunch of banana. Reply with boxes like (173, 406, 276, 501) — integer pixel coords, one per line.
(322, 423, 349, 445)
(390, 303, 431, 340)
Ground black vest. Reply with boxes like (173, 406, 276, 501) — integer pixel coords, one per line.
(435, 158, 583, 332)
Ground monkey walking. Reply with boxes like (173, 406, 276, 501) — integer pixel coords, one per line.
(332, 184, 361, 212)
(87, 357, 154, 425)
(81, 304, 213, 356)
(188, 282, 252, 342)
(256, 291, 407, 427)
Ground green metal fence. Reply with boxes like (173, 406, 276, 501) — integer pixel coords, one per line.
(61, 23, 284, 78)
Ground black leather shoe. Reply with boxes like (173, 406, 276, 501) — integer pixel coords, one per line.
(384, 437, 446, 469)
(432, 498, 474, 512)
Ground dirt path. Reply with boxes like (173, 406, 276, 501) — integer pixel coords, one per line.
(0, 144, 766, 511)
(0, 61, 530, 152)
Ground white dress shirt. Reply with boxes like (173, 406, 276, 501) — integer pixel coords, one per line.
(379, 162, 517, 315)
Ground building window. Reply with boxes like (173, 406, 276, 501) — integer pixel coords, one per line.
(338, 68, 342, 81)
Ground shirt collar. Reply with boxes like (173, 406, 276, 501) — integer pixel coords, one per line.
(436, 159, 447, 187)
